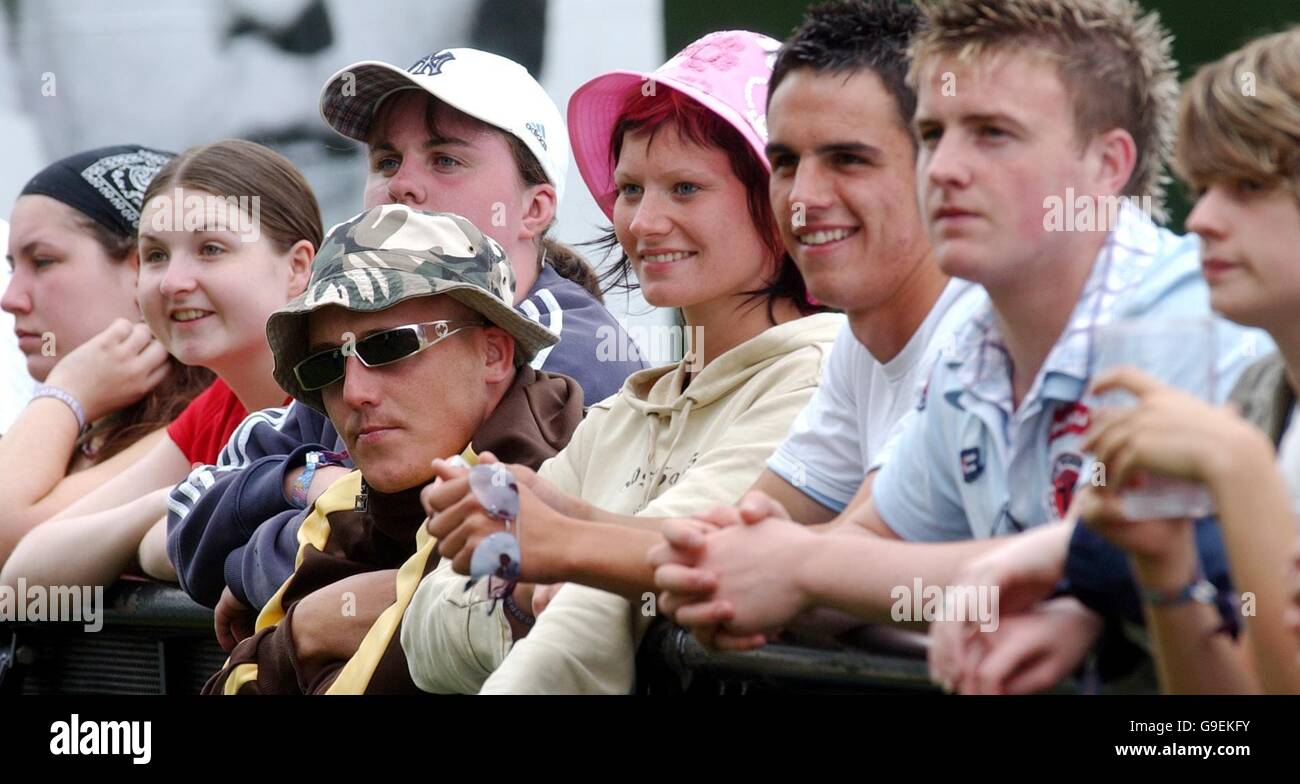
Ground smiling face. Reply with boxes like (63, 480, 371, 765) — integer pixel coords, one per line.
(913, 50, 1108, 291)
(1187, 181, 1300, 331)
(307, 294, 512, 493)
(2, 195, 139, 381)
(611, 124, 777, 318)
(766, 68, 931, 315)
(137, 188, 304, 374)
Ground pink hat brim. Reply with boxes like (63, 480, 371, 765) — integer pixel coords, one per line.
(567, 71, 770, 221)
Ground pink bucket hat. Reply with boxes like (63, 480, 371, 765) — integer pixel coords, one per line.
(568, 30, 783, 219)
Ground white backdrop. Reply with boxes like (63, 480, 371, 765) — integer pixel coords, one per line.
(0, 0, 675, 416)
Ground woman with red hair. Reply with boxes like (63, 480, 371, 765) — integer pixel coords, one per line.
(407, 31, 844, 694)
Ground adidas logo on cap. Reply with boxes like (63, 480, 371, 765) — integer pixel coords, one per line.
(525, 122, 547, 151)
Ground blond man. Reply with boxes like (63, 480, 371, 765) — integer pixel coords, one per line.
(943, 26, 1300, 695)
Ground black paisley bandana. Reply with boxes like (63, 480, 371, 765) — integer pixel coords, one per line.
(20, 145, 174, 237)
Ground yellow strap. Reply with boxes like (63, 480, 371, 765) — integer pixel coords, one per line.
(223, 662, 260, 695)
(216, 472, 364, 695)
(255, 471, 364, 631)
(325, 446, 478, 694)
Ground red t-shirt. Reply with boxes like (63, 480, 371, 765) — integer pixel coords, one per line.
(166, 379, 249, 466)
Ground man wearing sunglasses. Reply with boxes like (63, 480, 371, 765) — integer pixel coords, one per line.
(205, 204, 584, 694)
(167, 47, 645, 649)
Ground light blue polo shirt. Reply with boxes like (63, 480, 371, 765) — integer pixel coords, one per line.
(873, 206, 1272, 542)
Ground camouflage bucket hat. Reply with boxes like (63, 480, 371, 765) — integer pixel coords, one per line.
(266, 204, 559, 413)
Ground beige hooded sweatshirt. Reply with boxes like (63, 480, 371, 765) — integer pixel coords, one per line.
(401, 312, 844, 693)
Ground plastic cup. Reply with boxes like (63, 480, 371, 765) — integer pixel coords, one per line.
(1090, 317, 1217, 519)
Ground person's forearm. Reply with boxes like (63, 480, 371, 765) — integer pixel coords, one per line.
(0, 400, 85, 537)
(811, 513, 878, 537)
(138, 516, 176, 581)
(580, 508, 661, 530)
(50, 443, 181, 522)
(0, 399, 81, 502)
(1207, 438, 1300, 693)
(747, 468, 841, 526)
(794, 534, 1005, 622)
(1141, 600, 1259, 694)
(1129, 530, 1259, 695)
(540, 516, 660, 600)
(283, 463, 351, 508)
(813, 472, 878, 535)
(556, 467, 849, 533)
(1, 488, 171, 590)
(0, 428, 166, 559)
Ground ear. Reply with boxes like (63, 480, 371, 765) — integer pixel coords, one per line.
(1092, 128, 1138, 198)
(123, 246, 142, 296)
(480, 326, 517, 383)
(285, 239, 315, 298)
(519, 182, 558, 244)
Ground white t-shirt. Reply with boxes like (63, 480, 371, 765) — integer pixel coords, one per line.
(1278, 404, 1300, 516)
(0, 221, 34, 434)
(766, 278, 984, 513)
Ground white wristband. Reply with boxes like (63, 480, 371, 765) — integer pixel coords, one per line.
(31, 384, 87, 431)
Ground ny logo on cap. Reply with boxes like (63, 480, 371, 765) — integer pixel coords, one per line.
(409, 50, 455, 76)
(525, 122, 547, 151)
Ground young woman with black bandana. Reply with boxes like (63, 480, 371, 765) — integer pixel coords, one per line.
(0, 146, 213, 564)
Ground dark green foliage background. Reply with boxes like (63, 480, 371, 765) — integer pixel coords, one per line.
(665, 0, 1299, 232)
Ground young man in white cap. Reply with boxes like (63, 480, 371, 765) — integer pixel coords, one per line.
(167, 48, 644, 650)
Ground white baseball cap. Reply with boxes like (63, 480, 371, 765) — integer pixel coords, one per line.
(319, 48, 570, 202)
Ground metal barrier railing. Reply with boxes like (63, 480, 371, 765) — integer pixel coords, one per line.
(3, 580, 1113, 695)
(1, 580, 224, 694)
(635, 622, 938, 694)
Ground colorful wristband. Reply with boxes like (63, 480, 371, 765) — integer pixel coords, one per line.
(291, 450, 348, 507)
(291, 453, 319, 507)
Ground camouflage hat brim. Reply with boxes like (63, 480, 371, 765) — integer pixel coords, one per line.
(267, 264, 559, 414)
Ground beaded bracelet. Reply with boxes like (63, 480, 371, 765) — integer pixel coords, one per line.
(503, 594, 535, 627)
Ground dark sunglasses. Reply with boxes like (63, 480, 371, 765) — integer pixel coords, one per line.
(294, 319, 484, 392)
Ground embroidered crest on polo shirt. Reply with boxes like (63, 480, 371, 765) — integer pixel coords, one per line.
(409, 50, 455, 76)
(1048, 401, 1091, 442)
(960, 447, 984, 483)
(1049, 452, 1084, 517)
(525, 122, 547, 151)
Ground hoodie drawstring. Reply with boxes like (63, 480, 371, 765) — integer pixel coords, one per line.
(638, 397, 696, 511)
